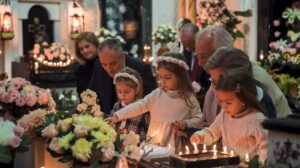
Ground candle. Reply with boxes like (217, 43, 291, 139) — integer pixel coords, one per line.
(185, 145, 190, 154)
(213, 150, 217, 158)
(230, 150, 234, 157)
(212, 144, 216, 151)
(221, 146, 228, 155)
(193, 143, 199, 153)
(178, 151, 182, 155)
(259, 50, 264, 60)
(245, 153, 250, 163)
(168, 144, 171, 150)
(202, 144, 208, 153)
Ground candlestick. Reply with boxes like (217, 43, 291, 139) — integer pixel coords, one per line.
(193, 143, 199, 153)
(221, 146, 228, 155)
(230, 150, 234, 157)
(245, 153, 250, 163)
(185, 145, 190, 154)
(202, 144, 208, 153)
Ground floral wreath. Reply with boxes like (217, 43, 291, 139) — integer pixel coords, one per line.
(113, 72, 140, 86)
(156, 56, 189, 71)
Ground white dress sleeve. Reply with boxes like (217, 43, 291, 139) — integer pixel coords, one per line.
(200, 111, 223, 145)
(115, 88, 160, 121)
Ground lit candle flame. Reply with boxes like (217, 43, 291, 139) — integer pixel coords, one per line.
(213, 144, 216, 151)
(185, 145, 190, 154)
(178, 151, 182, 155)
(259, 50, 264, 60)
(168, 144, 171, 150)
(245, 153, 250, 163)
(223, 146, 227, 154)
(193, 143, 199, 153)
(230, 150, 234, 157)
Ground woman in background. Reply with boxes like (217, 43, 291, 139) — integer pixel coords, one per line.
(75, 32, 99, 96)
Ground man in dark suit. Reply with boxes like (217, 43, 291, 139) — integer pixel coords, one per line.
(180, 23, 210, 109)
(89, 39, 157, 115)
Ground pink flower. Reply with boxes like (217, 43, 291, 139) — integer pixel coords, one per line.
(7, 90, 20, 103)
(14, 126, 25, 136)
(9, 136, 21, 148)
(296, 42, 300, 48)
(273, 20, 280, 26)
(37, 91, 49, 105)
(1, 92, 11, 103)
(274, 31, 281, 38)
(16, 96, 26, 106)
(26, 94, 37, 107)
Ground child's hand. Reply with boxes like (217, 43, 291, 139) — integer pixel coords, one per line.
(190, 131, 204, 144)
(105, 115, 118, 125)
(170, 120, 187, 130)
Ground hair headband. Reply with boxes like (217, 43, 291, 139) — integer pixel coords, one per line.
(156, 56, 189, 70)
(113, 72, 140, 86)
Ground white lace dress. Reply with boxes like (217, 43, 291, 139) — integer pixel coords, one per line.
(115, 88, 202, 150)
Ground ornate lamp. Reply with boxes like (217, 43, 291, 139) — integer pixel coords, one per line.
(0, 0, 14, 40)
(70, 0, 84, 40)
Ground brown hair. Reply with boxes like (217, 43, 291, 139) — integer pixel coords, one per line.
(206, 46, 253, 75)
(216, 68, 267, 116)
(75, 32, 99, 64)
(114, 67, 143, 99)
(157, 52, 196, 108)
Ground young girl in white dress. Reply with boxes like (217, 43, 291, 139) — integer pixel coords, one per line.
(107, 52, 202, 150)
(190, 68, 268, 163)
(111, 67, 149, 141)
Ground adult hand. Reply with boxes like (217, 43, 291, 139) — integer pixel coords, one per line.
(190, 131, 204, 144)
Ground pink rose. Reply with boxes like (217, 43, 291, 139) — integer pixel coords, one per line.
(274, 31, 281, 38)
(41, 124, 58, 138)
(9, 136, 21, 148)
(1, 92, 11, 103)
(14, 126, 25, 136)
(26, 94, 37, 107)
(273, 20, 280, 26)
(16, 96, 26, 106)
(37, 91, 49, 105)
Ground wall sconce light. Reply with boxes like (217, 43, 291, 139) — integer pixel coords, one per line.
(0, 0, 14, 40)
(70, 0, 84, 40)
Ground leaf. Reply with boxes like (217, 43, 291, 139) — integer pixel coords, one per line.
(234, 31, 245, 38)
(234, 9, 252, 17)
(0, 146, 12, 164)
(249, 155, 260, 168)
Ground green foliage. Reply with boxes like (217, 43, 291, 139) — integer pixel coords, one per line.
(0, 146, 12, 164)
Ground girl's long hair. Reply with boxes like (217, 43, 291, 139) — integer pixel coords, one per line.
(157, 52, 196, 108)
(216, 68, 267, 116)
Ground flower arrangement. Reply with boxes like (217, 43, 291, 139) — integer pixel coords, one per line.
(263, 7, 300, 69)
(0, 77, 56, 119)
(31, 41, 74, 67)
(96, 27, 126, 44)
(196, 0, 251, 39)
(35, 89, 141, 166)
(0, 118, 29, 164)
(151, 25, 177, 45)
(76, 89, 103, 117)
